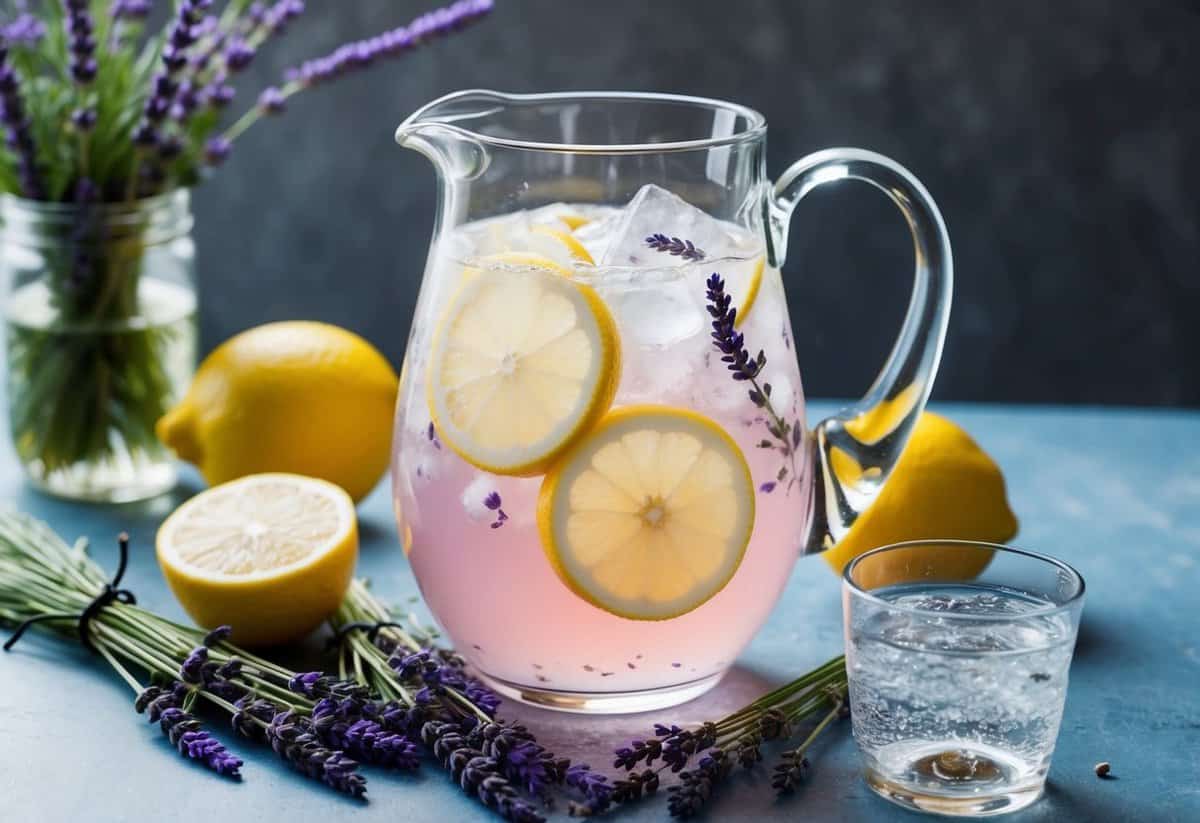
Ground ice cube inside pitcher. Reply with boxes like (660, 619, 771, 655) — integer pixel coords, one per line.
(601, 184, 746, 267)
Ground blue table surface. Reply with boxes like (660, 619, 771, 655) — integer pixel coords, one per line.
(2, 402, 1199, 822)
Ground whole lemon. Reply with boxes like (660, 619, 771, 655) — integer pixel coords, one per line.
(823, 412, 1018, 581)
(157, 321, 398, 502)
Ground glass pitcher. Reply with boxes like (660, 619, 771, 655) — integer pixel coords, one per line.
(392, 90, 951, 713)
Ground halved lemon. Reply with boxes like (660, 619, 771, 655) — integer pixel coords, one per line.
(531, 224, 595, 264)
(538, 405, 756, 620)
(427, 266, 621, 476)
(156, 474, 358, 646)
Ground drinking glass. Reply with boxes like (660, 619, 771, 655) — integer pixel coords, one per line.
(843, 540, 1085, 816)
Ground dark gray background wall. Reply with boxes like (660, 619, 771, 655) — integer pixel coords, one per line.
(196, 0, 1199, 406)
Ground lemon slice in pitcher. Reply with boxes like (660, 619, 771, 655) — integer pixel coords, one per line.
(731, 256, 765, 326)
(531, 224, 595, 264)
(538, 405, 755, 620)
(428, 266, 620, 476)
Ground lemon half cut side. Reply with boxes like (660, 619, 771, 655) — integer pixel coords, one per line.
(156, 473, 358, 646)
(538, 405, 756, 620)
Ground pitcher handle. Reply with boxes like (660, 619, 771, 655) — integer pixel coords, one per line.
(770, 148, 953, 557)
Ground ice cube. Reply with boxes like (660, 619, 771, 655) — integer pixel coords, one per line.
(570, 208, 623, 263)
(601, 184, 745, 267)
(593, 268, 707, 349)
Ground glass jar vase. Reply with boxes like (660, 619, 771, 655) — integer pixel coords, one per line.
(0, 190, 197, 502)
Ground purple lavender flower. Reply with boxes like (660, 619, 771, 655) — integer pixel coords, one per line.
(70, 107, 97, 132)
(283, 0, 493, 89)
(464, 678, 501, 716)
(204, 136, 231, 165)
(310, 698, 421, 771)
(706, 274, 761, 382)
(771, 749, 810, 794)
(179, 645, 209, 684)
(483, 491, 509, 529)
(159, 707, 244, 777)
(231, 695, 279, 741)
(202, 625, 232, 647)
(471, 722, 565, 799)
(267, 710, 367, 797)
(421, 721, 545, 823)
(62, 1, 98, 84)
(223, 38, 256, 72)
(0, 59, 43, 198)
(668, 749, 733, 818)
(1, 13, 46, 46)
(111, 0, 153, 19)
(257, 86, 286, 114)
(646, 233, 706, 261)
(134, 686, 242, 778)
(565, 763, 615, 816)
(205, 78, 236, 109)
(134, 0, 209, 152)
(261, 0, 306, 36)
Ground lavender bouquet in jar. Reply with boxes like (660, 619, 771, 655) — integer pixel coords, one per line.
(0, 0, 492, 502)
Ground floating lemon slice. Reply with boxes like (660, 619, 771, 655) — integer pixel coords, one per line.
(156, 473, 358, 646)
(428, 266, 620, 476)
(538, 405, 755, 620)
(559, 213, 591, 231)
(531, 224, 595, 264)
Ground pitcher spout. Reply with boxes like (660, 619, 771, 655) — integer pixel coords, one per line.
(395, 89, 511, 180)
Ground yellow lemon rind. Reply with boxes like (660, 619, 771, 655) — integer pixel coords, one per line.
(530, 225, 595, 265)
(733, 256, 765, 327)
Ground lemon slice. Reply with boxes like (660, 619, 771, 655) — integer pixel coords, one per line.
(531, 224, 595, 264)
(427, 266, 621, 476)
(732, 256, 765, 326)
(538, 405, 755, 620)
(156, 473, 358, 646)
(559, 213, 591, 231)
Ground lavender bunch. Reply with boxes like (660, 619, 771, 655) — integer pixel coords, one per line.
(333, 579, 567, 820)
(0, 1, 494, 487)
(0, 512, 395, 797)
(560, 657, 847, 818)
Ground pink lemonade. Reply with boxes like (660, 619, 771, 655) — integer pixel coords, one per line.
(393, 193, 813, 709)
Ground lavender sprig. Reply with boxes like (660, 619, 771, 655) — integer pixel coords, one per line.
(134, 685, 243, 777)
(267, 711, 367, 798)
(422, 721, 546, 823)
(705, 273, 802, 493)
(608, 656, 848, 817)
(645, 233, 706, 261)
(0, 53, 43, 198)
(212, 0, 494, 157)
(63, 1, 98, 84)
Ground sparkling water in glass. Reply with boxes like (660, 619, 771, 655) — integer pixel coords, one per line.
(843, 540, 1085, 817)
